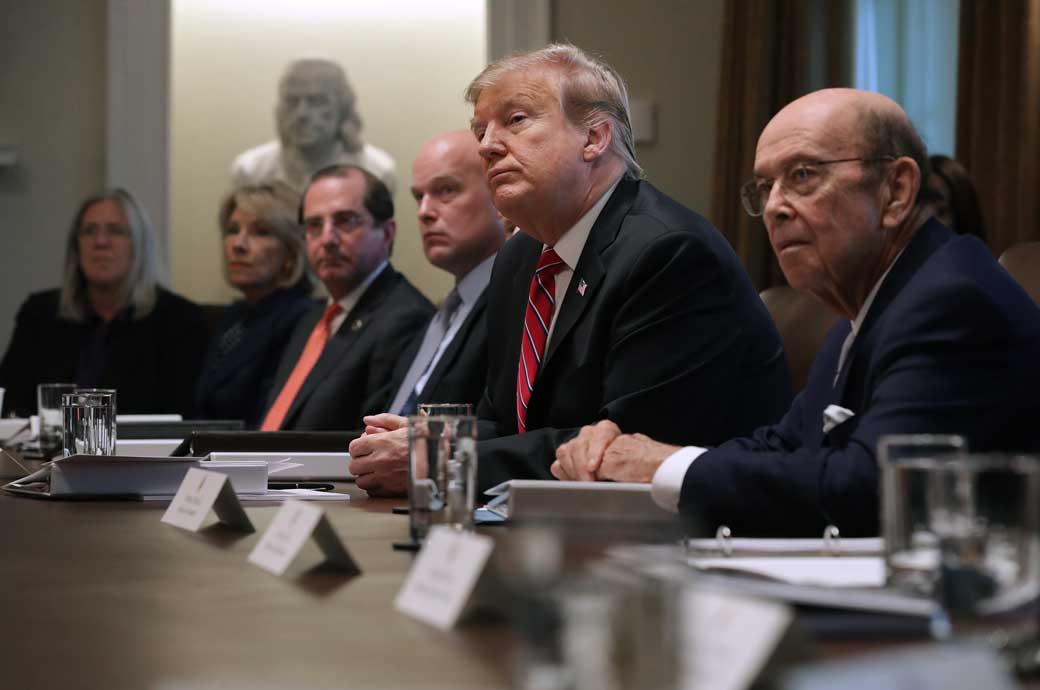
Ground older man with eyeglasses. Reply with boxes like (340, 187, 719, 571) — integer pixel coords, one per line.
(553, 88, 1040, 537)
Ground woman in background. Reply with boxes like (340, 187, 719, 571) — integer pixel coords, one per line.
(0, 189, 208, 417)
(194, 182, 314, 428)
(927, 154, 987, 242)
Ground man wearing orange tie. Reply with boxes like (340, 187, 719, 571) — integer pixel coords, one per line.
(259, 165, 432, 431)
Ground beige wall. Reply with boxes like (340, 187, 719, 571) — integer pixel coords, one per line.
(170, 0, 487, 306)
(0, 0, 107, 369)
(553, 0, 725, 216)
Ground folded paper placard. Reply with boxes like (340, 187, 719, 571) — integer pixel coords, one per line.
(161, 468, 254, 533)
(394, 526, 495, 630)
(248, 499, 360, 576)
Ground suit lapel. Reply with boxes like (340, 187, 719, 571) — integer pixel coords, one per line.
(420, 290, 487, 397)
(830, 219, 952, 406)
(541, 178, 636, 368)
(284, 267, 400, 424)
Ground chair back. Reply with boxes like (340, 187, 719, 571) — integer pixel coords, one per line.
(998, 242, 1040, 305)
(760, 285, 841, 393)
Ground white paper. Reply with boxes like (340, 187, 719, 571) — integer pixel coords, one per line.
(205, 452, 352, 480)
(685, 537, 883, 556)
(690, 556, 885, 588)
(394, 526, 494, 630)
(114, 439, 183, 456)
(684, 589, 792, 690)
(162, 468, 228, 531)
(249, 499, 325, 576)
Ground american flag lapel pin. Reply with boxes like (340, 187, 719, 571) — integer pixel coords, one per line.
(577, 279, 588, 296)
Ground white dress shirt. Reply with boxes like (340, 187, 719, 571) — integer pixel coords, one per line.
(649, 252, 905, 513)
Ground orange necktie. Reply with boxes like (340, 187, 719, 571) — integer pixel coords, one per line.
(260, 303, 343, 431)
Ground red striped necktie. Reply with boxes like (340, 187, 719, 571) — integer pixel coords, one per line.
(516, 247, 566, 433)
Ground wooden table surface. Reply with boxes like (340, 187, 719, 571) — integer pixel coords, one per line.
(0, 484, 512, 689)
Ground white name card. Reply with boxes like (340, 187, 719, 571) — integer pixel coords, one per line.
(684, 589, 793, 690)
(161, 468, 254, 533)
(394, 526, 495, 630)
(248, 499, 360, 576)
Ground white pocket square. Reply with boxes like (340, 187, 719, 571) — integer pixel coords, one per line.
(822, 404, 855, 434)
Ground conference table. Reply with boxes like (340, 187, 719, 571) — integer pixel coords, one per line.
(0, 483, 512, 689)
(3, 471, 1036, 689)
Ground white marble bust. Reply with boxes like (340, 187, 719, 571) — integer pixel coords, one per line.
(231, 58, 396, 194)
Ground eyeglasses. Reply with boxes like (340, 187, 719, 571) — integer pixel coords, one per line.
(78, 223, 130, 239)
(740, 156, 896, 217)
(302, 211, 373, 239)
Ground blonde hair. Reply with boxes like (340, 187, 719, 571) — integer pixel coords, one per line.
(218, 182, 309, 290)
(465, 43, 642, 179)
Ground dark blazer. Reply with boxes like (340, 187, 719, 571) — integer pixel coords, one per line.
(264, 264, 433, 431)
(0, 286, 209, 417)
(194, 286, 315, 428)
(680, 220, 1040, 537)
(379, 289, 490, 412)
(476, 178, 792, 491)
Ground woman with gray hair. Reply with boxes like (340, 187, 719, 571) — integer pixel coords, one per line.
(0, 189, 209, 417)
(194, 182, 314, 427)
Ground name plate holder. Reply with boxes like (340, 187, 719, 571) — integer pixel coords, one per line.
(248, 498, 360, 576)
(161, 467, 254, 533)
(394, 525, 495, 630)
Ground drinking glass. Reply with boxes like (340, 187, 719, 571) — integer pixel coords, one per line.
(62, 392, 116, 456)
(880, 434, 968, 595)
(418, 403, 473, 417)
(37, 383, 77, 450)
(408, 414, 477, 542)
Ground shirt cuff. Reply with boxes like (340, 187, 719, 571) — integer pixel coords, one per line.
(650, 446, 708, 513)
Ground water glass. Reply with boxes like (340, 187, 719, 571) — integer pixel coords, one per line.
(928, 454, 1040, 642)
(880, 434, 968, 595)
(38, 383, 77, 449)
(418, 403, 473, 417)
(408, 414, 477, 541)
(62, 392, 116, 456)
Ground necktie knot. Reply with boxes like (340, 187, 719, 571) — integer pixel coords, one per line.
(321, 302, 343, 326)
(536, 248, 566, 278)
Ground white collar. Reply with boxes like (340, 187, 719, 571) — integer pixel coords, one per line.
(849, 247, 906, 336)
(455, 253, 496, 306)
(546, 177, 622, 268)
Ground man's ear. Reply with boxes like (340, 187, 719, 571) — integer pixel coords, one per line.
(881, 157, 921, 228)
(381, 219, 397, 255)
(582, 120, 613, 162)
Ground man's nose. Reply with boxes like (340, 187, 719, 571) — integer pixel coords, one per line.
(417, 194, 437, 222)
(763, 183, 792, 225)
(477, 124, 505, 161)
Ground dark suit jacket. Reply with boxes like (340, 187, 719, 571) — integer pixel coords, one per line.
(680, 220, 1040, 537)
(194, 286, 315, 428)
(378, 289, 490, 412)
(476, 178, 792, 491)
(264, 265, 433, 431)
(0, 287, 209, 417)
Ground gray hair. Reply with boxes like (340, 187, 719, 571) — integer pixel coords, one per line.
(218, 182, 310, 290)
(860, 107, 934, 206)
(276, 58, 364, 154)
(465, 43, 642, 180)
(60, 189, 160, 321)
